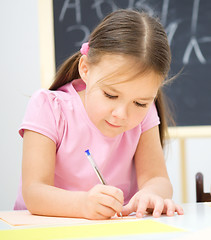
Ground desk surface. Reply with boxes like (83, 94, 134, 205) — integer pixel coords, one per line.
(0, 203, 211, 240)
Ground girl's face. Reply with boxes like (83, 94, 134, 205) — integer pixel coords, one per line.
(78, 54, 162, 138)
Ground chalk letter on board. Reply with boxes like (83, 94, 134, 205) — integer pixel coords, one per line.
(183, 37, 206, 64)
(66, 25, 90, 46)
(161, 0, 170, 26)
(91, 0, 118, 20)
(59, 0, 81, 23)
(135, 0, 154, 16)
(165, 22, 179, 46)
(183, 0, 206, 64)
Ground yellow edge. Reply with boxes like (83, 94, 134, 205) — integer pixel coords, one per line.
(38, 0, 55, 89)
(168, 126, 211, 138)
(179, 139, 187, 203)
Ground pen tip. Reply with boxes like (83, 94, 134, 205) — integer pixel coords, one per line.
(85, 149, 90, 155)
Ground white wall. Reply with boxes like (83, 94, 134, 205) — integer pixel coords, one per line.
(165, 139, 182, 203)
(165, 137, 211, 204)
(0, 0, 41, 210)
(0, 0, 210, 211)
(186, 138, 211, 202)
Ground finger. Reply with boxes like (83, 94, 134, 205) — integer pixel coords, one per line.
(92, 210, 111, 220)
(136, 197, 150, 218)
(152, 198, 164, 218)
(100, 185, 124, 205)
(121, 197, 136, 216)
(175, 204, 184, 215)
(99, 193, 123, 214)
(96, 203, 117, 218)
(164, 199, 176, 217)
(85, 204, 112, 220)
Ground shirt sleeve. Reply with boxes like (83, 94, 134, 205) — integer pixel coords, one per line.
(141, 102, 160, 133)
(19, 89, 64, 147)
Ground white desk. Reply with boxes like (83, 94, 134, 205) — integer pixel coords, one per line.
(0, 203, 211, 240)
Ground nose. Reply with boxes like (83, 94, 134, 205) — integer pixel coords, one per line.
(111, 104, 128, 120)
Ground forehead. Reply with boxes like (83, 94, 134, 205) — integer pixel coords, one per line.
(90, 54, 162, 95)
(90, 54, 163, 86)
(103, 72, 161, 100)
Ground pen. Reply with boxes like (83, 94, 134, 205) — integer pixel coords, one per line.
(85, 149, 107, 185)
(85, 149, 123, 217)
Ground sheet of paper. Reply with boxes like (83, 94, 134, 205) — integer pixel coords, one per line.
(0, 219, 184, 240)
(0, 210, 138, 227)
(0, 210, 91, 226)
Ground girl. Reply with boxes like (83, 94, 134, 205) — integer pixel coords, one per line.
(14, 9, 184, 220)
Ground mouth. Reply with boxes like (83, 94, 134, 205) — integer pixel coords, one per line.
(105, 120, 121, 128)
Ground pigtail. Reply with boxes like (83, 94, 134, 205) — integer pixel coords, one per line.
(155, 88, 175, 148)
(49, 51, 81, 90)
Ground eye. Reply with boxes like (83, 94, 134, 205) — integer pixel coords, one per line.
(134, 101, 147, 108)
(104, 91, 118, 99)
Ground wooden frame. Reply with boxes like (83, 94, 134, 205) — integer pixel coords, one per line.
(38, 0, 56, 89)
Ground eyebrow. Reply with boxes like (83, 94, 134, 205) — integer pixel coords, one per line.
(104, 85, 121, 94)
(137, 97, 155, 101)
(104, 85, 155, 101)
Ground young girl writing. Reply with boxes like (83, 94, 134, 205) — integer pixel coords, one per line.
(14, 9, 184, 219)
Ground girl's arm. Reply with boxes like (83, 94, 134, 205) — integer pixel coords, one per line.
(122, 126, 183, 218)
(22, 130, 123, 219)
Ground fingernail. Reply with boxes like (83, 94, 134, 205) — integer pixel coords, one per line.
(137, 212, 143, 218)
(154, 211, 160, 217)
(168, 210, 174, 216)
(179, 209, 184, 215)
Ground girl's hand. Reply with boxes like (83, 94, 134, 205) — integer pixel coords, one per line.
(121, 190, 184, 218)
(83, 184, 124, 220)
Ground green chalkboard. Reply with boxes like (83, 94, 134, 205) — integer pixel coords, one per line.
(53, 0, 211, 126)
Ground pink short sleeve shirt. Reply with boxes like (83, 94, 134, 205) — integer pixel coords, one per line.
(14, 79, 160, 210)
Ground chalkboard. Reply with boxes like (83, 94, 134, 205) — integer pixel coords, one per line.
(53, 0, 211, 126)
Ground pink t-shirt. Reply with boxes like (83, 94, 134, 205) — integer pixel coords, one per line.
(14, 79, 160, 210)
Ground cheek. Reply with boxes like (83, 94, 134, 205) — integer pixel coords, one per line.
(85, 93, 108, 121)
(128, 108, 150, 127)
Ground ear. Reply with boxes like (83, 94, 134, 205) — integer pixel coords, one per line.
(78, 55, 89, 83)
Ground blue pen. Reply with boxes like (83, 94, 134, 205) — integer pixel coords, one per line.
(85, 149, 123, 217)
(85, 149, 107, 185)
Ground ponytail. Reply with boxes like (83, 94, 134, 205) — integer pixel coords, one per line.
(155, 88, 175, 148)
(49, 52, 81, 90)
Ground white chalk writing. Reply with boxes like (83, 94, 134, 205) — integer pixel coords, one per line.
(56, 0, 211, 65)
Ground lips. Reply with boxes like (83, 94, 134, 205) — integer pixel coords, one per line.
(105, 120, 121, 128)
